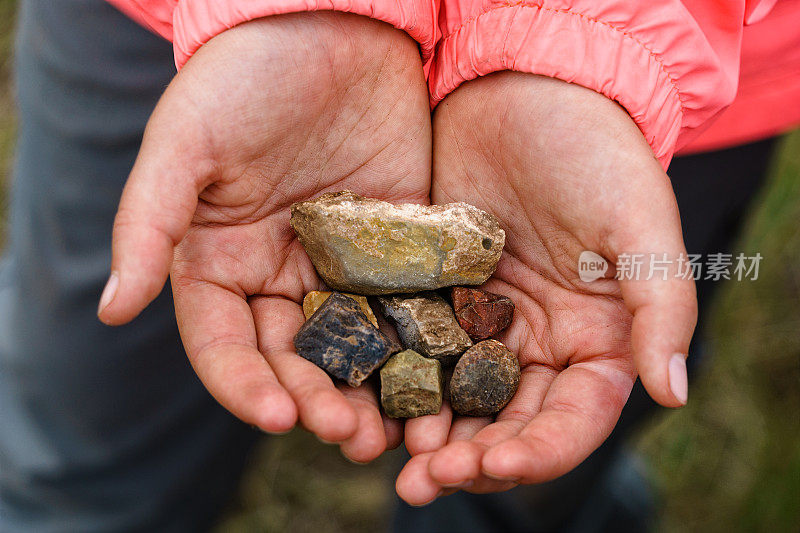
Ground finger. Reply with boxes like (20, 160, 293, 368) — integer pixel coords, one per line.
(99, 110, 213, 325)
(430, 364, 553, 484)
(627, 280, 695, 408)
(404, 402, 453, 456)
(424, 416, 491, 486)
(471, 364, 556, 448)
(426, 358, 556, 491)
(338, 381, 388, 463)
(610, 174, 697, 407)
(447, 416, 493, 443)
(426, 436, 518, 494)
(383, 414, 404, 450)
(172, 278, 297, 433)
(398, 366, 539, 498)
(395, 453, 442, 506)
(482, 358, 635, 483)
(251, 296, 359, 443)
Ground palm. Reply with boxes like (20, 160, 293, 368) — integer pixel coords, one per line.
(101, 13, 431, 461)
(398, 72, 697, 502)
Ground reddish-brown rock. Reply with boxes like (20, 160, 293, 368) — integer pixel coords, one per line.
(451, 287, 515, 341)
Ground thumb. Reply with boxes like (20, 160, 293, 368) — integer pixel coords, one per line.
(98, 111, 213, 326)
(610, 173, 698, 408)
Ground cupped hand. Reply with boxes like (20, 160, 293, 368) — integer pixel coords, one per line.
(97, 12, 431, 462)
(397, 72, 697, 504)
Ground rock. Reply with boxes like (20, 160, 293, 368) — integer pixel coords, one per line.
(378, 292, 472, 365)
(441, 366, 455, 404)
(380, 350, 442, 418)
(294, 293, 400, 387)
(303, 290, 378, 327)
(451, 287, 515, 340)
(290, 191, 505, 295)
(449, 340, 520, 416)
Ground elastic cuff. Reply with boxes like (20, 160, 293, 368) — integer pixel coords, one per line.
(428, 4, 685, 169)
(745, 0, 778, 25)
(172, 0, 438, 70)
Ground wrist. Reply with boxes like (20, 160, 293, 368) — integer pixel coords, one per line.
(435, 72, 656, 187)
(184, 12, 423, 89)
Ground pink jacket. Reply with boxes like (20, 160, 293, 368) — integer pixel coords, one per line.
(108, 0, 800, 169)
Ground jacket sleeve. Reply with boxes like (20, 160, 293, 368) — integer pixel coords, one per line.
(429, 0, 779, 168)
(106, 0, 439, 70)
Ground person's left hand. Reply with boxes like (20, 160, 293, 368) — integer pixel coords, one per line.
(396, 72, 697, 504)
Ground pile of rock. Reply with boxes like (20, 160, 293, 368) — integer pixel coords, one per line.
(291, 191, 520, 419)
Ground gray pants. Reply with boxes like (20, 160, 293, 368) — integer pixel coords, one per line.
(0, 2, 256, 531)
(0, 1, 777, 532)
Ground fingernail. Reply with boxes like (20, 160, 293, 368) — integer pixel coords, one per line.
(668, 353, 688, 405)
(410, 491, 443, 508)
(483, 471, 520, 482)
(98, 271, 119, 315)
(341, 451, 369, 465)
(249, 425, 292, 436)
(442, 480, 474, 489)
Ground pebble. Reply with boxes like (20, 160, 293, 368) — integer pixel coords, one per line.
(451, 287, 515, 340)
(290, 191, 505, 295)
(449, 340, 520, 416)
(303, 290, 378, 327)
(380, 350, 442, 418)
(378, 292, 472, 365)
(294, 293, 400, 387)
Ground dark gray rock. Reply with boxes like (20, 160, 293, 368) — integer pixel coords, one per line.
(450, 340, 520, 416)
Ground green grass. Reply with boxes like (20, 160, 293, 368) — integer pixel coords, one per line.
(637, 132, 800, 533)
(214, 430, 400, 533)
(0, 0, 16, 246)
(0, 2, 797, 531)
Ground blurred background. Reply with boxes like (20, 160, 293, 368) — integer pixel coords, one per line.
(0, 1, 797, 531)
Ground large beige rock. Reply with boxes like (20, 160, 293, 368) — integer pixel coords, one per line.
(290, 191, 505, 295)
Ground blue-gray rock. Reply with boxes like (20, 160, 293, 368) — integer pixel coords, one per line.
(294, 292, 400, 387)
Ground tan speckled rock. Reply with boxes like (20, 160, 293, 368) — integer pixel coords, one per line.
(303, 291, 378, 327)
(290, 191, 505, 295)
(378, 292, 472, 365)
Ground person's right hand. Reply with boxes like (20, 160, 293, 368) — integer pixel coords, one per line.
(96, 12, 431, 463)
